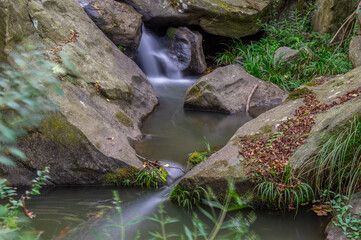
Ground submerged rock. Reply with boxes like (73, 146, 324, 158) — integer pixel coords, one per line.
(184, 64, 288, 113)
(78, 0, 142, 58)
(0, 0, 158, 185)
(179, 66, 361, 203)
(166, 27, 207, 75)
(125, 0, 280, 38)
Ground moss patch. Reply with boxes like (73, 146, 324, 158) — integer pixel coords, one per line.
(166, 28, 176, 39)
(115, 111, 134, 128)
(41, 113, 83, 148)
(104, 166, 138, 186)
(285, 87, 313, 101)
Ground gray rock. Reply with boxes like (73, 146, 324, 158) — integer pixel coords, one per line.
(179, 66, 361, 202)
(124, 0, 197, 27)
(166, 27, 206, 75)
(184, 64, 288, 113)
(125, 0, 281, 38)
(349, 35, 361, 68)
(78, 0, 142, 58)
(274, 46, 315, 68)
(325, 193, 361, 240)
(312, 0, 359, 34)
(0, 0, 158, 185)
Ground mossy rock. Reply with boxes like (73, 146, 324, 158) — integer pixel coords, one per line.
(115, 111, 134, 128)
(104, 166, 139, 185)
(41, 113, 84, 148)
(285, 87, 313, 101)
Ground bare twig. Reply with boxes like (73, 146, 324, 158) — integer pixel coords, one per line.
(246, 84, 258, 115)
(136, 154, 186, 173)
(331, 1, 361, 44)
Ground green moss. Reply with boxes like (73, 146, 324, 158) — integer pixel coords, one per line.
(305, 81, 317, 87)
(285, 87, 313, 101)
(115, 111, 134, 128)
(166, 28, 176, 39)
(104, 166, 138, 186)
(41, 113, 83, 148)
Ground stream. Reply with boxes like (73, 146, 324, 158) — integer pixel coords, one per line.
(25, 27, 328, 240)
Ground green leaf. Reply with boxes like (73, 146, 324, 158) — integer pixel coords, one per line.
(7, 147, 26, 160)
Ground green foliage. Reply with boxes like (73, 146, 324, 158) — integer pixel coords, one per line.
(0, 168, 50, 239)
(187, 140, 216, 169)
(256, 164, 314, 210)
(0, 44, 61, 166)
(136, 169, 168, 189)
(323, 191, 361, 240)
(104, 166, 139, 186)
(92, 191, 143, 240)
(215, 9, 352, 91)
(96, 179, 259, 240)
(300, 115, 361, 198)
(169, 185, 206, 210)
(118, 45, 126, 52)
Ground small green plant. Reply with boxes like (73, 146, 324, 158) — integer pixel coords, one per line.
(0, 167, 50, 239)
(136, 168, 168, 189)
(118, 45, 126, 51)
(215, 8, 352, 91)
(323, 191, 361, 240)
(299, 115, 361, 198)
(93, 191, 143, 240)
(169, 185, 206, 210)
(256, 164, 313, 210)
(104, 166, 139, 186)
(187, 139, 216, 169)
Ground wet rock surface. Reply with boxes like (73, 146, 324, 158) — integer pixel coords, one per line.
(166, 27, 206, 75)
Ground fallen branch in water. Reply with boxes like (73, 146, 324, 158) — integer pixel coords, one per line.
(246, 84, 258, 115)
(21, 200, 35, 219)
(136, 154, 186, 173)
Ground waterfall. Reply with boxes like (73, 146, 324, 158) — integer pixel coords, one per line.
(137, 26, 183, 80)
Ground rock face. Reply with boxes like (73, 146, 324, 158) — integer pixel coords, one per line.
(0, 0, 158, 185)
(349, 36, 361, 68)
(325, 193, 361, 240)
(274, 46, 315, 68)
(184, 64, 288, 113)
(78, 0, 142, 58)
(312, 0, 359, 34)
(179, 67, 361, 201)
(166, 27, 207, 75)
(125, 0, 279, 38)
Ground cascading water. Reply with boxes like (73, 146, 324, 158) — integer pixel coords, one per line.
(137, 26, 183, 80)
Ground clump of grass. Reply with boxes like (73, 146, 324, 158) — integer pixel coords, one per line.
(300, 115, 361, 199)
(216, 7, 352, 91)
(256, 164, 314, 210)
(136, 168, 168, 189)
(169, 185, 206, 210)
(104, 166, 139, 186)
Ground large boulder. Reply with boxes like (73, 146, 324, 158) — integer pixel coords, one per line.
(325, 193, 361, 240)
(124, 0, 197, 26)
(166, 27, 207, 75)
(183, 64, 288, 113)
(0, 0, 158, 185)
(349, 35, 361, 68)
(125, 0, 280, 38)
(78, 0, 142, 58)
(312, 0, 359, 35)
(179, 67, 361, 201)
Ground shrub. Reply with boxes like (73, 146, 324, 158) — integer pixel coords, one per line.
(216, 8, 352, 91)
